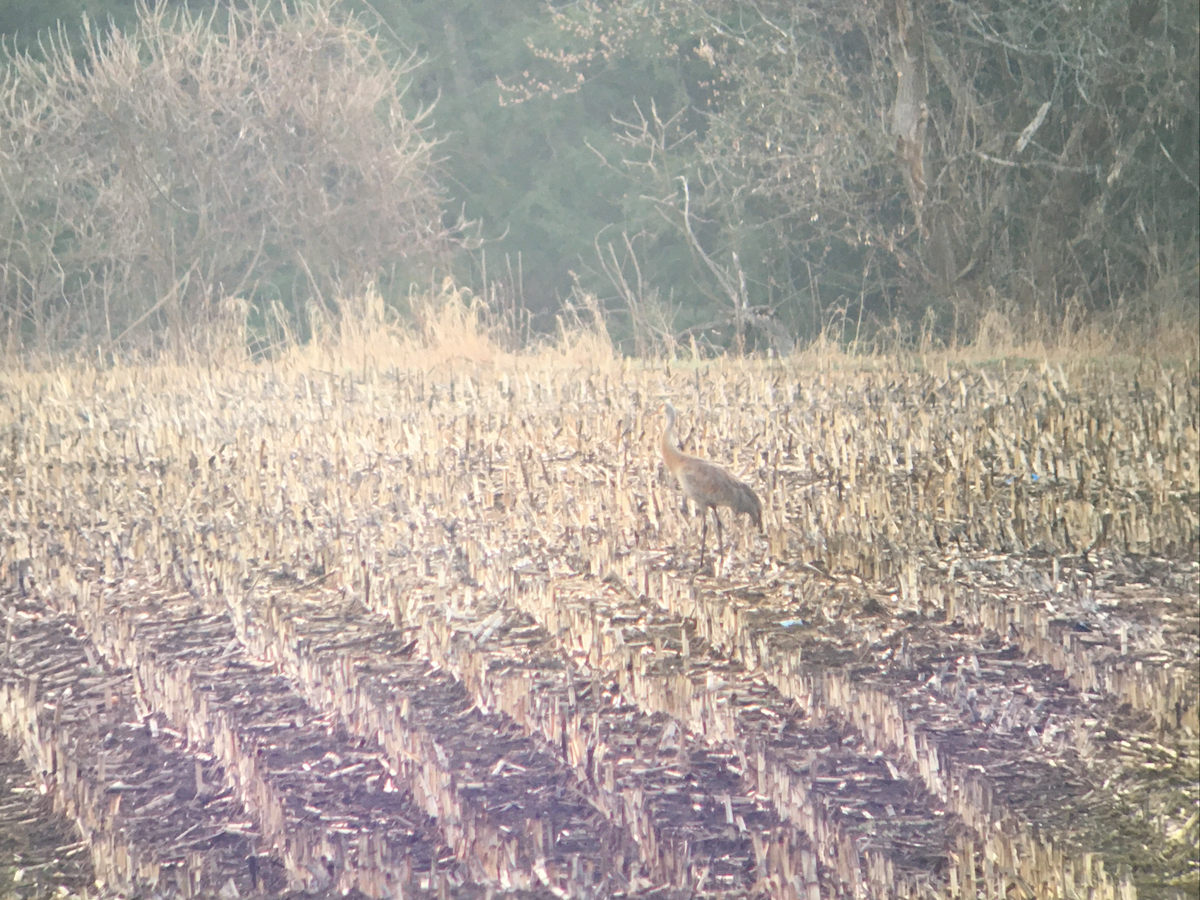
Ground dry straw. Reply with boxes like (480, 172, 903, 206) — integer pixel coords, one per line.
(0, 294, 1195, 897)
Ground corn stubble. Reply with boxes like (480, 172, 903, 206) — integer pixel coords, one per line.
(0, 350, 1196, 899)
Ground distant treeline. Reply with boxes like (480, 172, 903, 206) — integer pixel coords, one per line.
(1, 0, 1196, 359)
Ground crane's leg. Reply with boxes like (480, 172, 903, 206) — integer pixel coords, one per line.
(713, 509, 725, 556)
(699, 508, 708, 567)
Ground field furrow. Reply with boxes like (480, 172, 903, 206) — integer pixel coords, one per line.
(0, 591, 291, 897)
(234, 574, 635, 898)
(513, 571, 955, 897)
(644, 561, 1193, 897)
(62, 576, 491, 897)
(0, 354, 1194, 898)
(0, 735, 96, 900)
(396, 576, 827, 898)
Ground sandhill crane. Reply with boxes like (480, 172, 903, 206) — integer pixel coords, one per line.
(661, 402, 762, 567)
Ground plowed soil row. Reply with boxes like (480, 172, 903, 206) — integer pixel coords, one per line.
(0, 355, 1195, 898)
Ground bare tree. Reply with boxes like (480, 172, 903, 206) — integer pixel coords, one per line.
(0, 0, 451, 360)
(529, 0, 1199, 346)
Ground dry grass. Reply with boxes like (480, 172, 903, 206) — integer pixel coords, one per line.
(0, 286, 1195, 897)
(953, 277, 1200, 367)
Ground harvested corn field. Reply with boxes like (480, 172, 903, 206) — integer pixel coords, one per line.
(0, 345, 1196, 899)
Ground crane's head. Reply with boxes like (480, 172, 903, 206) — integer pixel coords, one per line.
(741, 483, 764, 532)
(661, 401, 677, 427)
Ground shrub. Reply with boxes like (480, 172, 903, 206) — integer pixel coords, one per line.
(0, 0, 449, 360)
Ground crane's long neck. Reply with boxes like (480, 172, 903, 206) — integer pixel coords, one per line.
(661, 405, 685, 471)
